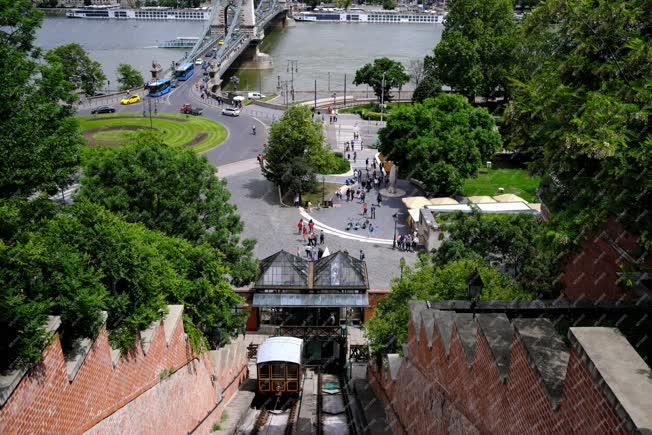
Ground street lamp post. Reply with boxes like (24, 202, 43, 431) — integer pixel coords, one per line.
(392, 212, 399, 249)
(287, 60, 298, 101)
(322, 176, 325, 206)
(106, 80, 110, 95)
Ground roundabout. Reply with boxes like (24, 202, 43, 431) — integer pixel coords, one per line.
(78, 113, 228, 153)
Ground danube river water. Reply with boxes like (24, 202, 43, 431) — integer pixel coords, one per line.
(36, 18, 442, 93)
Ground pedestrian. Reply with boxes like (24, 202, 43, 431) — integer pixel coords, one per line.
(308, 201, 313, 212)
(297, 218, 304, 234)
(359, 249, 365, 262)
(311, 245, 318, 262)
(309, 219, 314, 233)
(294, 194, 300, 207)
(398, 234, 404, 251)
(405, 234, 412, 252)
(353, 151, 357, 163)
(361, 191, 366, 203)
(302, 225, 308, 241)
(368, 223, 374, 235)
(370, 204, 376, 219)
(305, 244, 312, 259)
(377, 192, 382, 207)
(319, 231, 325, 245)
(347, 153, 350, 160)
(362, 202, 368, 217)
(374, 177, 379, 190)
(412, 234, 418, 251)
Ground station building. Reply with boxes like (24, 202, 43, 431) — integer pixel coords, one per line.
(236, 250, 371, 365)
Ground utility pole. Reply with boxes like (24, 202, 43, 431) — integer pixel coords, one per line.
(343, 74, 347, 106)
(287, 60, 298, 102)
(380, 72, 386, 124)
(314, 79, 317, 113)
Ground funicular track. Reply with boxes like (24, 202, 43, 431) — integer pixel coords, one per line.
(250, 370, 304, 435)
(316, 369, 356, 435)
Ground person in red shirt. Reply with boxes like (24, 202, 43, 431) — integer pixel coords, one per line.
(308, 219, 314, 233)
(297, 218, 304, 234)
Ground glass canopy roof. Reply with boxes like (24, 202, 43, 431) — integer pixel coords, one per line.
(313, 251, 368, 288)
(255, 250, 308, 287)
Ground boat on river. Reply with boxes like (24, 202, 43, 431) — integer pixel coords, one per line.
(66, 6, 210, 20)
(293, 9, 446, 24)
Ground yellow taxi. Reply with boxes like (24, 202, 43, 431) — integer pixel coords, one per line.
(120, 94, 141, 105)
(218, 38, 225, 45)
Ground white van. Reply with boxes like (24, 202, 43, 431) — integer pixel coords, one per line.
(247, 92, 265, 100)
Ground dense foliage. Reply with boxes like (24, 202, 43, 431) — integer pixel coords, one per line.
(365, 256, 530, 355)
(378, 94, 502, 194)
(432, 0, 517, 100)
(0, 0, 82, 199)
(1, 200, 245, 369)
(504, 0, 651, 251)
(0, 2, 249, 370)
(46, 43, 106, 96)
(434, 210, 559, 297)
(263, 106, 348, 198)
(353, 57, 410, 103)
(78, 135, 257, 286)
(116, 63, 144, 91)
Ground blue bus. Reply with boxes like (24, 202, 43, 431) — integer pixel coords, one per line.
(147, 79, 172, 97)
(174, 63, 194, 81)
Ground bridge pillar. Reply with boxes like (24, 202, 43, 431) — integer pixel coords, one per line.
(210, 0, 260, 39)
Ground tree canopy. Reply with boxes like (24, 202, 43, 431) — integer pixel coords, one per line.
(378, 93, 502, 195)
(433, 210, 559, 297)
(365, 256, 530, 356)
(78, 135, 257, 285)
(1, 200, 245, 369)
(0, 0, 81, 199)
(46, 43, 106, 96)
(504, 0, 651, 250)
(263, 106, 345, 198)
(353, 57, 409, 103)
(116, 63, 144, 91)
(432, 0, 517, 100)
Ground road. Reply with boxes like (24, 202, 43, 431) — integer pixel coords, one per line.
(77, 70, 269, 167)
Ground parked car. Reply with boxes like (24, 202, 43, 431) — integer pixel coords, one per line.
(222, 107, 241, 117)
(247, 92, 265, 100)
(195, 58, 203, 65)
(120, 94, 141, 105)
(91, 106, 116, 114)
(179, 104, 203, 116)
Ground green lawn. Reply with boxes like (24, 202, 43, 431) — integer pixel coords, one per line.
(78, 113, 227, 153)
(302, 183, 343, 206)
(462, 168, 541, 203)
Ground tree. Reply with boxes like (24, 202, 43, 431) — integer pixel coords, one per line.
(365, 256, 530, 355)
(262, 106, 325, 198)
(46, 43, 106, 95)
(407, 58, 425, 86)
(378, 93, 501, 195)
(1, 201, 245, 369)
(412, 72, 442, 103)
(1, 0, 82, 199)
(335, 0, 352, 9)
(432, 0, 517, 100)
(504, 0, 651, 250)
(353, 57, 409, 103)
(433, 210, 559, 296)
(116, 63, 144, 91)
(77, 135, 257, 285)
(382, 0, 396, 9)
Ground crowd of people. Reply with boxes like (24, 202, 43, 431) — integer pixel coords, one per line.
(297, 218, 326, 261)
(396, 231, 419, 252)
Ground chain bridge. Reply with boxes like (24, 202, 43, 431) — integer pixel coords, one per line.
(186, 0, 288, 92)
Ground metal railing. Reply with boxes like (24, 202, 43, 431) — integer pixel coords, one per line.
(276, 325, 347, 340)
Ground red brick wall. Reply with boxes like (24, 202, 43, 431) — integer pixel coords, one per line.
(0, 313, 248, 434)
(562, 219, 648, 300)
(369, 317, 629, 434)
(364, 289, 390, 322)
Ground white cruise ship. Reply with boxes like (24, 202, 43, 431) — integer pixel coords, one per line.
(293, 9, 446, 24)
(66, 6, 210, 20)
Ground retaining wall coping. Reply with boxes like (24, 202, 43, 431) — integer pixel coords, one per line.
(408, 300, 428, 339)
(512, 318, 570, 409)
(433, 310, 455, 356)
(420, 309, 436, 348)
(569, 327, 652, 433)
(65, 311, 108, 382)
(0, 316, 61, 407)
(163, 305, 184, 345)
(475, 313, 513, 382)
(453, 313, 477, 366)
(387, 354, 402, 381)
